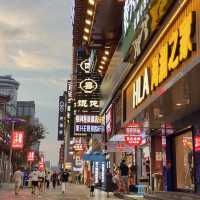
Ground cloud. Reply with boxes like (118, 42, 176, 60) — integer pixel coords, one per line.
(11, 50, 67, 70)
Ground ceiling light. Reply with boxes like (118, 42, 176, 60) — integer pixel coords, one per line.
(85, 19, 92, 25)
(102, 56, 107, 61)
(104, 50, 109, 55)
(87, 9, 93, 16)
(176, 103, 182, 106)
(158, 114, 163, 118)
(84, 28, 90, 34)
(101, 61, 105, 65)
(83, 35, 89, 41)
(98, 69, 102, 73)
(99, 66, 104, 69)
(88, 0, 95, 5)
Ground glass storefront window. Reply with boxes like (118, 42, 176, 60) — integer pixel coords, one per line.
(175, 131, 194, 190)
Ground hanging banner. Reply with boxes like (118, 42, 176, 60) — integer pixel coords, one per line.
(27, 151, 35, 162)
(11, 131, 24, 149)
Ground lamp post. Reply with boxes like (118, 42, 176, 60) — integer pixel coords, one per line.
(3, 117, 26, 182)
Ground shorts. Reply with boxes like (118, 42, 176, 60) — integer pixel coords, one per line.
(38, 177, 44, 182)
(32, 181, 38, 187)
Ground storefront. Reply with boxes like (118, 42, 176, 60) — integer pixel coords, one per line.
(121, 0, 200, 193)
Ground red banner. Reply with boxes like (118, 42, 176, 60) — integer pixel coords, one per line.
(11, 131, 24, 149)
(27, 151, 35, 162)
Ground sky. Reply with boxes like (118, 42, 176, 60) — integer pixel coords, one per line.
(0, 0, 73, 165)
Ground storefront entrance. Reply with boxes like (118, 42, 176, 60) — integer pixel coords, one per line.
(174, 131, 194, 191)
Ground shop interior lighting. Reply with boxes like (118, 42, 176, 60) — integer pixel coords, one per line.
(176, 103, 182, 106)
(84, 28, 90, 34)
(88, 0, 95, 5)
(100, 61, 105, 65)
(98, 69, 102, 73)
(83, 35, 89, 41)
(87, 9, 93, 16)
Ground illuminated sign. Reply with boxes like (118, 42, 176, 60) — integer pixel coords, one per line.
(102, 162, 105, 183)
(195, 136, 200, 152)
(77, 99, 100, 108)
(75, 124, 103, 133)
(76, 115, 101, 124)
(130, 12, 196, 109)
(122, 0, 175, 61)
(39, 156, 45, 170)
(80, 59, 91, 74)
(124, 122, 142, 146)
(80, 78, 97, 94)
(123, 0, 150, 37)
(11, 131, 24, 149)
(95, 162, 99, 184)
(58, 96, 65, 140)
(27, 151, 35, 162)
(106, 106, 112, 136)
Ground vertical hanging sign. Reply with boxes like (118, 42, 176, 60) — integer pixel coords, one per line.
(58, 96, 65, 141)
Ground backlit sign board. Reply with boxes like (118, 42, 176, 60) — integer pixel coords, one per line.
(11, 131, 24, 149)
(27, 151, 35, 162)
(58, 96, 65, 141)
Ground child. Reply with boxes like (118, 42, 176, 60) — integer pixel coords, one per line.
(90, 175, 95, 197)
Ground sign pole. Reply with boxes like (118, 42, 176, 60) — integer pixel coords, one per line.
(9, 121, 15, 182)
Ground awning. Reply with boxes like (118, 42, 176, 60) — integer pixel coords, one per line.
(82, 152, 106, 162)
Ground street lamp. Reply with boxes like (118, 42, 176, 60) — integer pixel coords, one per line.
(3, 117, 26, 181)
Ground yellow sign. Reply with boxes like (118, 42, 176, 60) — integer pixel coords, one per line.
(131, 11, 196, 109)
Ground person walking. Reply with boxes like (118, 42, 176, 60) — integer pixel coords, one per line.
(90, 175, 95, 197)
(30, 168, 39, 194)
(61, 169, 69, 193)
(38, 169, 45, 193)
(105, 169, 113, 198)
(13, 168, 22, 195)
(45, 171, 51, 189)
(51, 171, 57, 189)
(120, 160, 129, 193)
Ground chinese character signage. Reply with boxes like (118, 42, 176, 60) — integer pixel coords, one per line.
(124, 122, 142, 147)
(122, 0, 175, 61)
(11, 131, 24, 149)
(38, 156, 45, 170)
(27, 151, 35, 162)
(58, 96, 65, 141)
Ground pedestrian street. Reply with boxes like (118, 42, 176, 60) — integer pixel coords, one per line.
(0, 184, 121, 200)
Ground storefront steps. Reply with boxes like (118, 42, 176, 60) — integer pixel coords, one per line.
(144, 192, 200, 200)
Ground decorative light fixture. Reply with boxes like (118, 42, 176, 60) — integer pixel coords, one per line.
(88, 0, 95, 6)
(85, 19, 92, 25)
(100, 61, 105, 65)
(104, 50, 109, 55)
(102, 56, 107, 61)
(87, 9, 93, 16)
(99, 66, 104, 69)
(84, 28, 90, 34)
(83, 35, 89, 41)
(98, 69, 102, 73)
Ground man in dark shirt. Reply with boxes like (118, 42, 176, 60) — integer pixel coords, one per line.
(120, 160, 129, 193)
(61, 170, 69, 193)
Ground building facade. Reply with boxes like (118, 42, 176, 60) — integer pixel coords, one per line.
(17, 101, 35, 118)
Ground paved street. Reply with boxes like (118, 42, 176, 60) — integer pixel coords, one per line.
(0, 184, 120, 200)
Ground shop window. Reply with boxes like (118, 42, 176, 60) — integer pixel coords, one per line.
(175, 131, 194, 190)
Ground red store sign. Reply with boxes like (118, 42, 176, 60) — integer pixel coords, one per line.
(11, 131, 24, 149)
(124, 122, 142, 147)
(27, 151, 35, 162)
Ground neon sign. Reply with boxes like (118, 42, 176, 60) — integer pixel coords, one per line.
(80, 78, 97, 94)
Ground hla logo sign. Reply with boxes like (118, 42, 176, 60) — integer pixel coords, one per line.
(132, 12, 195, 108)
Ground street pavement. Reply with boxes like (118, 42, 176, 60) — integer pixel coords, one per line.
(0, 183, 121, 200)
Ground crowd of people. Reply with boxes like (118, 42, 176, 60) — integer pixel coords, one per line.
(13, 167, 70, 195)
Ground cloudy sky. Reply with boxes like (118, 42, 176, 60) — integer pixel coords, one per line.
(0, 0, 73, 165)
